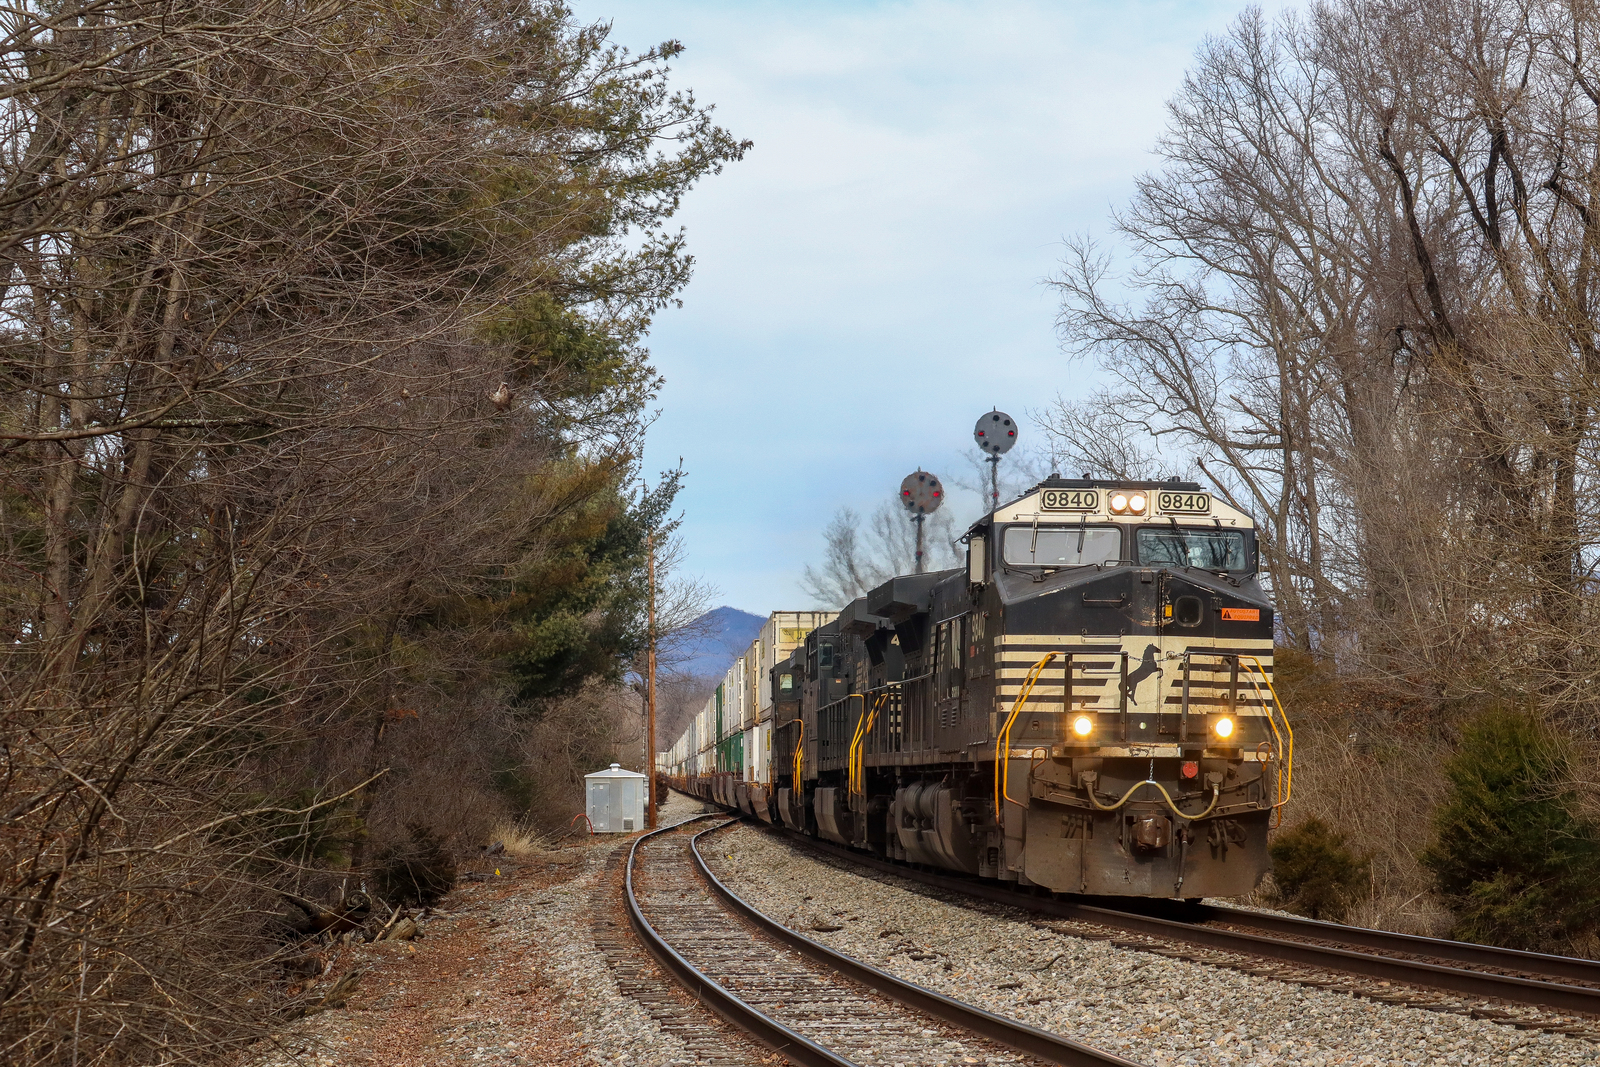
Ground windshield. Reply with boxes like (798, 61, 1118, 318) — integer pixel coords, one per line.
(1137, 527, 1250, 571)
(1002, 525, 1121, 567)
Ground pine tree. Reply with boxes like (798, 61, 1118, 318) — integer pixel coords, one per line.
(1421, 709, 1600, 950)
(1268, 818, 1370, 921)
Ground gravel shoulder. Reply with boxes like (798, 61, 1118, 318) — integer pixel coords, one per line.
(705, 822, 1600, 1067)
(247, 793, 727, 1067)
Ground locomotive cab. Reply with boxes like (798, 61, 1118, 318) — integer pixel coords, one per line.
(960, 476, 1281, 896)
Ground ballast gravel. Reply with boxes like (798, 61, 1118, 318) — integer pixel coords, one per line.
(523, 793, 719, 1066)
(706, 822, 1600, 1067)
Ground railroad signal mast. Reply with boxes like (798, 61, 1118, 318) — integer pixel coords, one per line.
(974, 409, 1017, 512)
(898, 469, 945, 574)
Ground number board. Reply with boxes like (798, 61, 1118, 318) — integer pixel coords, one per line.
(1040, 488, 1100, 511)
(1158, 490, 1211, 514)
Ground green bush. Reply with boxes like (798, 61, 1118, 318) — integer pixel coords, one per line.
(1268, 816, 1371, 921)
(1420, 708, 1600, 951)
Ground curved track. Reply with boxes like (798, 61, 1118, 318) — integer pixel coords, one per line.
(773, 825, 1600, 1022)
(1185, 900, 1600, 987)
(624, 816, 1146, 1067)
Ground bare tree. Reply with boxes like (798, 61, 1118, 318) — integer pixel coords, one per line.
(947, 443, 1056, 514)
(0, 1, 744, 1060)
(800, 502, 962, 608)
(1049, 0, 1600, 715)
(1033, 392, 1180, 482)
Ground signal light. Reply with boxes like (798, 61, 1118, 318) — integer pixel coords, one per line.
(1214, 716, 1235, 739)
(1072, 715, 1094, 738)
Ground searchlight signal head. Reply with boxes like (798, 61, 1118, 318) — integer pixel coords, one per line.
(974, 410, 1017, 455)
(900, 469, 945, 515)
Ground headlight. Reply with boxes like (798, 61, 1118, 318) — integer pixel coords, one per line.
(1214, 716, 1235, 739)
(1072, 714, 1094, 737)
(1109, 492, 1129, 513)
(1128, 492, 1147, 513)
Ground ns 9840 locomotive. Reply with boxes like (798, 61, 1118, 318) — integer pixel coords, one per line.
(681, 476, 1292, 900)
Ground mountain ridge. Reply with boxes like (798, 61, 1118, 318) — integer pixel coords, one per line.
(671, 605, 765, 679)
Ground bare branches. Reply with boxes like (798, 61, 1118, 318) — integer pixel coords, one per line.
(0, 1, 742, 1061)
(1049, 0, 1600, 708)
(800, 503, 961, 609)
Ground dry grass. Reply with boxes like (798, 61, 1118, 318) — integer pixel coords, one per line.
(1261, 649, 1459, 931)
(487, 820, 560, 859)
(1344, 893, 1454, 938)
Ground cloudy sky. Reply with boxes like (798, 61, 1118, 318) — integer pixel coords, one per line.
(573, 0, 1281, 613)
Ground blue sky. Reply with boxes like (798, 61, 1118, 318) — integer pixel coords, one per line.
(575, 0, 1280, 613)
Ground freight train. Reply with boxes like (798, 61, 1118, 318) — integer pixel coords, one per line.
(661, 476, 1291, 900)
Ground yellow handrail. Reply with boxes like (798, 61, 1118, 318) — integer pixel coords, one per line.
(995, 652, 1057, 828)
(792, 718, 805, 789)
(1240, 654, 1293, 823)
(848, 693, 887, 796)
(843, 694, 866, 795)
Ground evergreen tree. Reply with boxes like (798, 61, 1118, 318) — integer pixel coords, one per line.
(1268, 818, 1369, 921)
(1421, 709, 1600, 950)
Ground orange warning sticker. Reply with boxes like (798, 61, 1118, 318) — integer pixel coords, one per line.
(1221, 607, 1260, 621)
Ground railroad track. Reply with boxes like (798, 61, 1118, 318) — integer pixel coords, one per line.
(624, 816, 1146, 1067)
(772, 825, 1600, 1034)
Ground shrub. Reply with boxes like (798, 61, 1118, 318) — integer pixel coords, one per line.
(1268, 817, 1371, 921)
(1420, 708, 1600, 951)
(371, 823, 457, 907)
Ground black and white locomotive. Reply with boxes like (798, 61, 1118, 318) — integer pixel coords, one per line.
(671, 476, 1291, 900)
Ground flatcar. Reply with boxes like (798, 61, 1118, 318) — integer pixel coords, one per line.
(664, 476, 1291, 900)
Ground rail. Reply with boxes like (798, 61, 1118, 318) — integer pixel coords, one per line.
(686, 819, 1146, 1067)
(775, 827, 1600, 1017)
(624, 816, 855, 1067)
(1197, 900, 1600, 986)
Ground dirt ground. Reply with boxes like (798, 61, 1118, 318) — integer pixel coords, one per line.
(250, 829, 641, 1065)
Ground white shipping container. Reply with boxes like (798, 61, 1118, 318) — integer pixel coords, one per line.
(742, 722, 768, 784)
(744, 637, 761, 727)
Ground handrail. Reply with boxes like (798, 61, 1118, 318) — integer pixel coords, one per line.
(1240, 654, 1293, 823)
(995, 652, 1057, 827)
(848, 693, 887, 797)
(793, 718, 805, 788)
(841, 693, 867, 792)
(773, 716, 803, 787)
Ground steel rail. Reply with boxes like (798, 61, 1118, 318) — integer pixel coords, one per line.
(688, 820, 1146, 1067)
(624, 816, 857, 1067)
(779, 828, 1600, 1017)
(1187, 902, 1600, 986)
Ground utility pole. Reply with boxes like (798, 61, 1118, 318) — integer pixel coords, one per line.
(646, 530, 658, 829)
